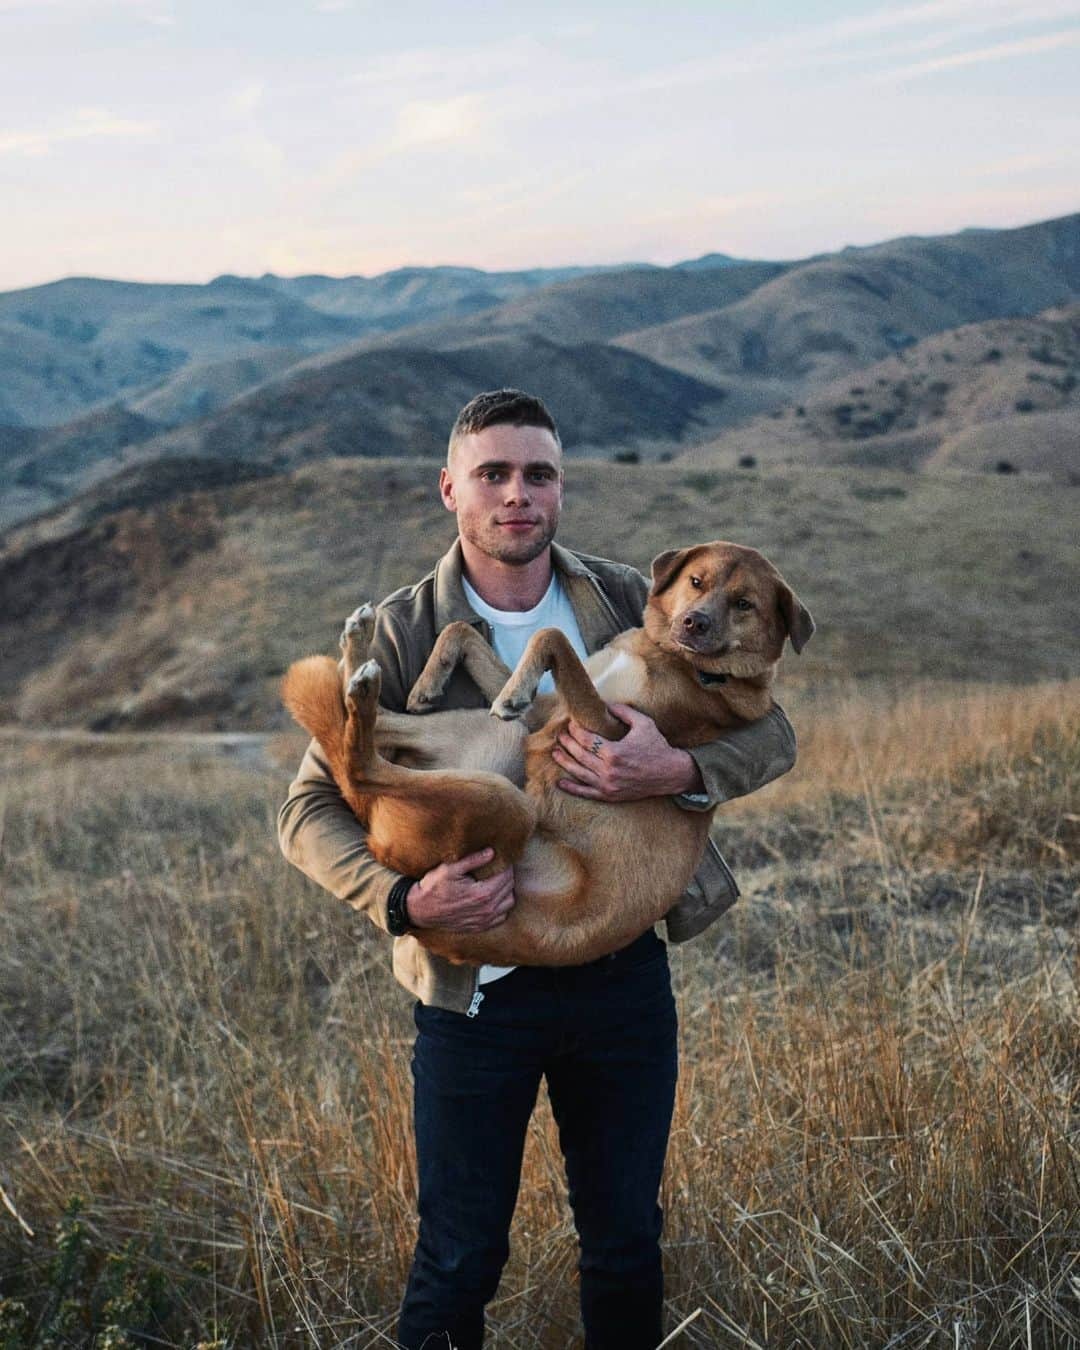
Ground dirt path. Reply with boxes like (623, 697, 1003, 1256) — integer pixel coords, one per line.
(0, 724, 275, 767)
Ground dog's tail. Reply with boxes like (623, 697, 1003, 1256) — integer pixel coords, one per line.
(281, 655, 345, 749)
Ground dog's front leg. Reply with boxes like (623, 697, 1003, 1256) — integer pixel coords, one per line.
(492, 629, 625, 739)
(407, 621, 512, 712)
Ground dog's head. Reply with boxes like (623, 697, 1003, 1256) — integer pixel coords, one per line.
(643, 541, 814, 678)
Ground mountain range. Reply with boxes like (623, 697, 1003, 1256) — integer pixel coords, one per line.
(1, 211, 1078, 730)
(3, 211, 1078, 531)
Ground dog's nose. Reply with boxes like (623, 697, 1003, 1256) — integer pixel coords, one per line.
(681, 610, 711, 637)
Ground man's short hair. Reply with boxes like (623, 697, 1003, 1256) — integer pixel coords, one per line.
(448, 389, 561, 464)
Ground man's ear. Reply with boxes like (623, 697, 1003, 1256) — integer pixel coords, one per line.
(776, 583, 815, 654)
(650, 547, 697, 596)
(438, 466, 456, 512)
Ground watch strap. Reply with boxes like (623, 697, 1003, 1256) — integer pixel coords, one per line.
(386, 874, 416, 936)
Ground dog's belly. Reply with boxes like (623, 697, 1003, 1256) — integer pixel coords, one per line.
(585, 647, 649, 706)
(376, 708, 528, 785)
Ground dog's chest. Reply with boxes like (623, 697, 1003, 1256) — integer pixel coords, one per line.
(585, 646, 649, 705)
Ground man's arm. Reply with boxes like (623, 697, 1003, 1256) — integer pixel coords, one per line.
(277, 607, 514, 933)
(553, 564, 797, 805)
(552, 701, 796, 805)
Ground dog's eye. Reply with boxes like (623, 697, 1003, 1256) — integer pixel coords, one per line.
(689, 576, 703, 589)
(734, 597, 754, 612)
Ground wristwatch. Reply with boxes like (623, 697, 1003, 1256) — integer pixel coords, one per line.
(386, 875, 416, 936)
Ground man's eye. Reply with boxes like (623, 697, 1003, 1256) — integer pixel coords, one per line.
(482, 471, 503, 482)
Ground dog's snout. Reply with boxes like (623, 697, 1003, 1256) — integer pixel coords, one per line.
(681, 610, 711, 637)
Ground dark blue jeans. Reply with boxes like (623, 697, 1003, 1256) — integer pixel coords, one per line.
(397, 930, 678, 1350)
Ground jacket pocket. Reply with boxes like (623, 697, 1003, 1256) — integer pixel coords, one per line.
(664, 836, 740, 944)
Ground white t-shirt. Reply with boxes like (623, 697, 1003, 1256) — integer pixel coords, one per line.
(461, 571, 589, 985)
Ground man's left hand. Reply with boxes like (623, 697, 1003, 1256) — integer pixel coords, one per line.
(553, 703, 704, 802)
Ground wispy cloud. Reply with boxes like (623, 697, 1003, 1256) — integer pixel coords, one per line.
(826, 0, 1072, 38)
(880, 25, 1080, 80)
(601, 0, 1080, 97)
(0, 107, 158, 156)
(347, 36, 539, 91)
(320, 93, 488, 186)
(392, 95, 486, 151)
(0, 0, 173, 21)
(228, 81, 265, 117)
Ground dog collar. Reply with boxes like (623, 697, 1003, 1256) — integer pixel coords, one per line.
(697, 670, 728, 686)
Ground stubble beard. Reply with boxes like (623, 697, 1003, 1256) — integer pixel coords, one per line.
(463, 513, 559, 566)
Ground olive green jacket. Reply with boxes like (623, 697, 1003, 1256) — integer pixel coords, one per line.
(278, 540, 797, 1012)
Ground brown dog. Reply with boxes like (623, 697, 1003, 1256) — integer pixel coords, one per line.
(282, 541, 813, 966)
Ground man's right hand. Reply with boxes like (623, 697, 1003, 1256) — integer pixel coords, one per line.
(405, 848, 516, 931)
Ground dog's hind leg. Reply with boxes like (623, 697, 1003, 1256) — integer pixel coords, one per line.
(340, 604, 376, 683)
(407, 621, 512, 712)
(492, 629, 625, 739)
(344, 658, 391, 781)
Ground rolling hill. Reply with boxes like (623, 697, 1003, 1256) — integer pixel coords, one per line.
(5, 213, 1080, 533)
(1, 455, 1076, 730)
(616, 212, 1080, 394)
(683, 303, 1080, 483)
(0, 262, 648, 431)
(0, 336, 729, 531)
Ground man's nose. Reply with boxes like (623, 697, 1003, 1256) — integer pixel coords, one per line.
(503, 474, 532, 504)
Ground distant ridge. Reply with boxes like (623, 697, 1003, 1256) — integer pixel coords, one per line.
(2, 211, 1078, 531)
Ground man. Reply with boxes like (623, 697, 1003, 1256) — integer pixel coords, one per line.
(278, 389, 797, 1349)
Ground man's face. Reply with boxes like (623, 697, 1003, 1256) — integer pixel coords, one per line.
(440, 423, 564, 566)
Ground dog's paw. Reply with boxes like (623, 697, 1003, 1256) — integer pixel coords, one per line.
(406, 687, 441, 714)
(346, 658, 381, 708)
(340, 603, 375, 653)
(491, 692, 531, 721)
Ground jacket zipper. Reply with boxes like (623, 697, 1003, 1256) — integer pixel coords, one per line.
(466, 970, 485, 1018)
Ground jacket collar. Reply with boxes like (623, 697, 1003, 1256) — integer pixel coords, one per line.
(432, 539, 620, 653)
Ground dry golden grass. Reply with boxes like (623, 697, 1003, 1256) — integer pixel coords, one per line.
(748, 677, 1080, 810)
(0, 680, 1078, 1347)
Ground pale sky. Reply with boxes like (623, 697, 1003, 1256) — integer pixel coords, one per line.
(2, 0, 1079, 290)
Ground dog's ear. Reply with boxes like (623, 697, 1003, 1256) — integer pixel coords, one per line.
(776, 583, 815, 654)
(650, 547, 696, 596)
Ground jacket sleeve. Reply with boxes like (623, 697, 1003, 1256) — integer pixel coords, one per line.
(623, 564, 797, 810)
(276, 606, 411, 931)
(680, 702, 797, 810)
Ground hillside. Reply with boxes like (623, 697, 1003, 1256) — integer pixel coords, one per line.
(1, 457, 1076, 730)
(6, 213, 1080, 531)
(684, 303, 1080, 482)
(0, 266, 654, 431)
(0, 276, 370, 428)
(2, 336, 728, 501)
(617, 212, 1080, 396)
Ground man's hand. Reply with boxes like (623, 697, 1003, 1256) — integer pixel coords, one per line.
(406, 848, 516, 931)
(552, 704, 704, 802)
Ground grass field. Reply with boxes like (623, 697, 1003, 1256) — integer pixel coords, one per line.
(1, 679, 1078, 1347)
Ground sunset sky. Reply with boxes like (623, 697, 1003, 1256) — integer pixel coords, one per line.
(2, 0, 1079, 290)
